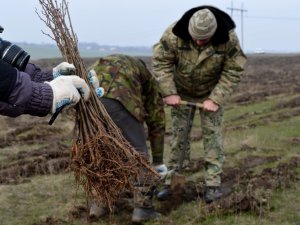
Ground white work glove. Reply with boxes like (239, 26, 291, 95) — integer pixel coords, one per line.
(154, 164, 168, 180)
(52, 62, 76, 79)
(46, 75, 90, 114)
(87, 69, 105, 97)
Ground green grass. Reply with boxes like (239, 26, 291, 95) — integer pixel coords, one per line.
(0, 92, 299, 225)
(1, 174, 298, 225)
(0, 173, 86, 225)
(0, 143, 48, 166)
(199, 182, 300, 225)
(143, 180, 300, 225)
(151, 94, 299, 225)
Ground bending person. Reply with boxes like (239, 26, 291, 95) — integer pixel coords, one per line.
(152, 5, 247, 203)
(88, 54, 166, 223)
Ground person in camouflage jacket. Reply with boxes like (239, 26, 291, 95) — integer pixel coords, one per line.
(152, 6, 247, 203)
(88, 54, 166, 223)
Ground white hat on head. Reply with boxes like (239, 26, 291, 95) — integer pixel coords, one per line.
(188, 8, 217, 39)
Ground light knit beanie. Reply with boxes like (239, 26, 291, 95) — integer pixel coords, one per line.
(188, 9, 217, 39)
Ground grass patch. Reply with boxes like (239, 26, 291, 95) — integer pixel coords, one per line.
(146, 180, 300, 225)
(0, 173, 86, 225)
(0, 143, 48, 166)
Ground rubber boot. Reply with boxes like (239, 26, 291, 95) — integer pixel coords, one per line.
(132, 186, 161, 223)
(156, 167, 176, 201)
(204, 186, 222, 203)
(88, 200, 107, 220)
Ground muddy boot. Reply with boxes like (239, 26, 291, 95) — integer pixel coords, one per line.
(156, 167, 175, 201)
(132, 186, 161, 223)
(88, 200, 107, 220)
(204, 186, 222, 203)
(132, 207, 161, 223)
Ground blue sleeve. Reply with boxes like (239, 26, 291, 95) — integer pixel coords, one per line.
(0, 59, 17, 101)
(24, 63, 53, 83)
(0, 68, 53, 117)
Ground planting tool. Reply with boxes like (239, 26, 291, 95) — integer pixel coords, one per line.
(170, 101, 203, 190)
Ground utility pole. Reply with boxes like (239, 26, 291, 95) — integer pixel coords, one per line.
(227, 2, 247, 49)
(228, 0, 234, 17)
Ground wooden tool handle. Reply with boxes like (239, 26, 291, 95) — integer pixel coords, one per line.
(180, 100, 203, 108)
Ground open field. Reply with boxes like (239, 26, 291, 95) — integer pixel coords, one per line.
(0, 54, 299, 225)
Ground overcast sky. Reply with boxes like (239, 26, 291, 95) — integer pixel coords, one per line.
(1, 0, 300, 53)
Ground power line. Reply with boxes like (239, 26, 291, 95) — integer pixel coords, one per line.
(245, 15, 300, 21)
(227, 2, 247, 49)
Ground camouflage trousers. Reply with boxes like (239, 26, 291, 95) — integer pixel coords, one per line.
(133, 185, 155, 208)
(169, 105, 225, 186)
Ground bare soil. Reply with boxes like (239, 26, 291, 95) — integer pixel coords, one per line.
(1, 54, 300, 225)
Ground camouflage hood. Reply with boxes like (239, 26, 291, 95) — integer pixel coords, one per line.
(172, 5, 235, 46)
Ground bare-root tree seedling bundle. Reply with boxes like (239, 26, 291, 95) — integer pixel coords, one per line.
(37, 0, 157, 210)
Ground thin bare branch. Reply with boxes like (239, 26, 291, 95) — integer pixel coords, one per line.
(37, 0, 158, 210)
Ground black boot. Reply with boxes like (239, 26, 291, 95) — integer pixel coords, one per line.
(132, 207, 161, 223)
(204, 186, 222, 203)
(156, 185, 172, 201)
(132, 186, 161, 223)
(89, 201, 107, 220)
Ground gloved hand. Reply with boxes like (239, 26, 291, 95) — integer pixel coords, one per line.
(154, 164, 168, 180)
(52, 62, 76, 79)
(46, 75, 90, 114)
(88, 69, 105, 97)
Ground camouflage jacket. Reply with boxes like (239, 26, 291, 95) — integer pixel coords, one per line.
(91, 54, 165, 164)
(152, 6, 247, 106)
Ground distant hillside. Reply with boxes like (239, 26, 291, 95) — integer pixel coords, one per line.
(16, 42, 152, 60)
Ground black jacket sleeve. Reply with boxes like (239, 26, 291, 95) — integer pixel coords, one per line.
(0, 59, 18, 101)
